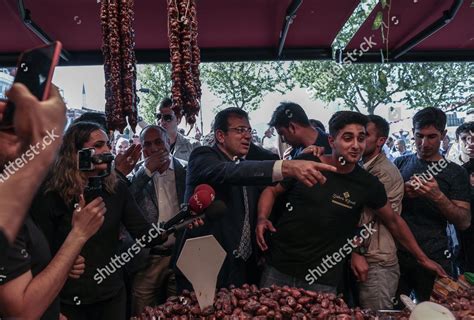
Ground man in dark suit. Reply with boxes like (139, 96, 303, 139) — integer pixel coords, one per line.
(174, 107, 336, 291)
(128, 125, 186, 315)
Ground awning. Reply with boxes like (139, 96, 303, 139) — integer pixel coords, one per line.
(0, 0, 472, 66)
(343, 0, 473, 63)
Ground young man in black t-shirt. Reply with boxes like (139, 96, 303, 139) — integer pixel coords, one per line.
(256, 111, 447, 293)
(458, 159, 474, 273)
(455, 123, 474, 273)
(268, 102, 332, 159)
(394, 108, 470, 303)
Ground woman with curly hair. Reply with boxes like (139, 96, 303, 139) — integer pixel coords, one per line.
(31, 121, 168, 320)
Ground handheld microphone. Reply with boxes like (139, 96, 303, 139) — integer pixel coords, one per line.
(165, 200, 227, 235)
(162, 188, 214, 230)
(194, 184, 215, 197)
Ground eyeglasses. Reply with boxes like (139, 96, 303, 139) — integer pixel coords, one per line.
(228, 127, 252, 135)
(155, 114, 174, 122)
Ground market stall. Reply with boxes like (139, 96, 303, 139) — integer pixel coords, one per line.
(133, 284, 371, 319)
(131, 280, 474, 319)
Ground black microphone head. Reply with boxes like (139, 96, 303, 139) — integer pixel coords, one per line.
(203, 200, 227, 221)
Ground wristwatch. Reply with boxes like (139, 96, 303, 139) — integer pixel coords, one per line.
(353, 245, 367, 255)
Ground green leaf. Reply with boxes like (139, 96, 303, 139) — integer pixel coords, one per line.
(372, 11, 383, 30)
(201, 62, 291, 112)
(381, 0, 387, 9)
(288, 60, 471, 115)
(378, 70, 388, 88)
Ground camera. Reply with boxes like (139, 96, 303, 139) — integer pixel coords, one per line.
(77, 148, 114, 203)
(78, 148, 114, 171)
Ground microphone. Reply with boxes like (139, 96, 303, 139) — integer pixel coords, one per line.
(165, 200, 227, 235)
(194, 184, 215, 197)
(162, 189, 214, 230)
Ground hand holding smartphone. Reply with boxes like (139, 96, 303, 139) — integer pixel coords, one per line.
(0, 41, 62, 129)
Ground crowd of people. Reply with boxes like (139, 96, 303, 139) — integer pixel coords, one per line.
(0, 83, 472, 320)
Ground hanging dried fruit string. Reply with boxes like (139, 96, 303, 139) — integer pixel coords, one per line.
(100, 0, 138, 133)
(119, 0, 138, 130)
(167, 0, 201, 126)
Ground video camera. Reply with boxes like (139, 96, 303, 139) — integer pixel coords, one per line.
(77, 148, 114, 202)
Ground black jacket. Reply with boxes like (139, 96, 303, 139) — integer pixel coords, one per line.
(174, 145, 277, 289)
(30, 180, 163, 305)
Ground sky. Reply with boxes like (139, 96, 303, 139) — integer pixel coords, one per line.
(52, 65, 429, 138)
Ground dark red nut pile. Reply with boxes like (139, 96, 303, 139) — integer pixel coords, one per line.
(100, 0, 138, 132)
(432, 287, 474, 319)
(131, 284, 377, 319)
(167, 0, 201, 125)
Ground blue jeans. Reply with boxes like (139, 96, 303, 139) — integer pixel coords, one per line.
(260, 265, 337, 293)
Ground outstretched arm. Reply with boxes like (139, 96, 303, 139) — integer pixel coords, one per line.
(376, 202, 447, 278)
(188, 147, 336, 189)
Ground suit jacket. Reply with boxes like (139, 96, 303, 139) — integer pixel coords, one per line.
(129, 157, 187, 224)
(174, 145, 277, 289)
(126, 157, 186, 272)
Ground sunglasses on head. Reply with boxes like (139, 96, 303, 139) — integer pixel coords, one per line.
(155, 114, 174, 122)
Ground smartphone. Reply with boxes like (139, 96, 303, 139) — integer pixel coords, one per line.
(0, 41, 62, 127)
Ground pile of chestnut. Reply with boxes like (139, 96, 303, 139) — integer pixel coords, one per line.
(133, 284, 378, 319)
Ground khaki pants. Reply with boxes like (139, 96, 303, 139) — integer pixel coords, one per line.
(131, 255, 176, 316)
(358, 263, 400, 310)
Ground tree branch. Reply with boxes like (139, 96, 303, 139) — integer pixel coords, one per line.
(353, 84, 368, 112)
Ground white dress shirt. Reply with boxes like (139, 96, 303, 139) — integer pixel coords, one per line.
(145, 157, 180, 247)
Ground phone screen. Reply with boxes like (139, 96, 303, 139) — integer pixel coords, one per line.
(14, 44, 56, 101)
(1, 42, 60, 127)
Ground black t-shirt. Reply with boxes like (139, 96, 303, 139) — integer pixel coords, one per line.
(0, 217, 59, 320)
(290, 128, 332, 159)
(459, 159, 474, 272)
(394, 154, 470, 261)
(269, 153, 387, 286)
